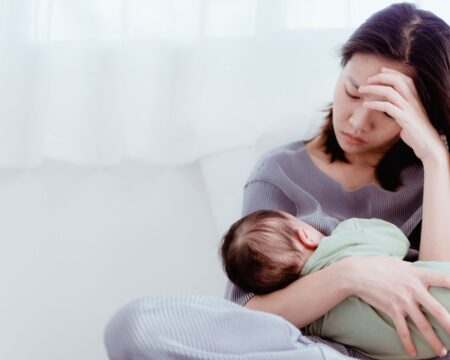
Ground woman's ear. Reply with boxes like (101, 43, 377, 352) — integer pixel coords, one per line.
(296, 227, 319, 250)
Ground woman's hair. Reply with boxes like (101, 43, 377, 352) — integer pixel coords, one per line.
(219, 210, 304, 295)
(310, 2, 450, 191)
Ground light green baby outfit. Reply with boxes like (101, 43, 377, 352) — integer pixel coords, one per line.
(300, 218, 450, 360)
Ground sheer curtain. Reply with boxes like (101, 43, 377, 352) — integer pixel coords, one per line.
(0, 0, 448, 168)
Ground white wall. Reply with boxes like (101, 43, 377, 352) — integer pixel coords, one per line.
(0, 159, 229, 360)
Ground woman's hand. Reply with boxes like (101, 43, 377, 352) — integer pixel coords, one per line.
(358, 67, 447, 163)
(344, 256, 450, 357)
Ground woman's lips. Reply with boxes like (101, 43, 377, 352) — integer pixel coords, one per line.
(342, 132, 367, 145)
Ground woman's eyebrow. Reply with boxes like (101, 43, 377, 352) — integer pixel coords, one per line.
(346, 76, 360, 89)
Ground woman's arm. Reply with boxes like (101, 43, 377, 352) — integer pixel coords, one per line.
(345, 256, 450, 358)
(247, 255, 450, 358)
(361, 67, 450, 259)
(419, 149, 450, 260)
(245, 258, 353, 328)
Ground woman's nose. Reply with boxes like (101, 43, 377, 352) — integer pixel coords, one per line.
(348, 108, 372, 131)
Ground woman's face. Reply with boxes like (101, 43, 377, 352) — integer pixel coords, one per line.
(332, 53, 411, 157)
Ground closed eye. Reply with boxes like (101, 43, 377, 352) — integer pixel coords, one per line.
(345, 89, 359, 99)
(346, 88, 394, 119)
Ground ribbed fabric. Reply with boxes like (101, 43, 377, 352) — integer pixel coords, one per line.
(228, 139, 423, 306)
(104, 295, 355, 360)
(221, 139, 427, 359)
(104, 140, 429, 360)
(243, 140, 423, 238)
(103, 294, 450, 360)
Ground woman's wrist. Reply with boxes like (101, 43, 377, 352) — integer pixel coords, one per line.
(332, 256, 361, 298)
(421, 144, 449, 169)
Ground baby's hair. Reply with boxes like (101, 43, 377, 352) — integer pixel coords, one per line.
(219, 210, 304, 294)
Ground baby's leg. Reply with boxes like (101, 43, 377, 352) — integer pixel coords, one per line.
(104, 294, 353, 360)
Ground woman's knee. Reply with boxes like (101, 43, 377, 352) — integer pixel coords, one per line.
(104, 297, 160, 360)
(103, 295, 308, 359)
(103, 295, 236, 359)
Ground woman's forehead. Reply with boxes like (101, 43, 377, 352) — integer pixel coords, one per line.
(343, 53, 415, 82)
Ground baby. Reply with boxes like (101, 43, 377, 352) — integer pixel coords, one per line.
(220, 210, 450, 360)
(220, 209, 324, 295)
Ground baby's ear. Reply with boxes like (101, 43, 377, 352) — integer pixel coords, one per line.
(296, 227, 308, 242)
(297, 227, 319, 250)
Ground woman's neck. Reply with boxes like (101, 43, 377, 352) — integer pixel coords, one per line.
(307, 135, 381, 171)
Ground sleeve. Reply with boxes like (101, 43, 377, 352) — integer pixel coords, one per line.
(224, 180, 297, 305)
(404, 221, 421, 262)
(407, 220, 421, 251)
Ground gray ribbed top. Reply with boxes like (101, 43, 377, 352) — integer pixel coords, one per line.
(225, 139, 424, 305)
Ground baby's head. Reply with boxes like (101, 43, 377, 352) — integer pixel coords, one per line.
(220, 210, 324, 295)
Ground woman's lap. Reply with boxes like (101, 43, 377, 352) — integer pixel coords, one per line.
(103, 294, 450, 360)
(104, 295, 353, 359)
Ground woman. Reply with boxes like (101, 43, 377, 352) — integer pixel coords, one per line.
(105, 3, 450, 359)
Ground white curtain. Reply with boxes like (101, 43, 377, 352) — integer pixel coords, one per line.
(0, 0, 448, 167)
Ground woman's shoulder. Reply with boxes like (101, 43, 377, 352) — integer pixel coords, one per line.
(257, 139, 308, 166)
(263, 138, 307, 155)
(249, 139, 308, 179)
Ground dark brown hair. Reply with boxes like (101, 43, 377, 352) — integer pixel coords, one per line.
(219, 210, 303, 295)
(310, 2, 450, 191)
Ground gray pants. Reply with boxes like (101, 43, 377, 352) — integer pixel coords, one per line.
(104, 295, 354, 360)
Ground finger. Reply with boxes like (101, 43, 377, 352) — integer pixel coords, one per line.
(408, 304, 448, 357)
(381, 67, 415, 87)
(417, 291, 450, 336)
(422, 271, 450, 289)
(381, 67, 411, 80)
(392, 314, 417, 357)
(358, 85, 407, 109)
(375, 69, 431, 122)
(362, 100, 404, 124)
(367, 71, 419, 102)
(417, 272, 450, 333)
(381, 68, 420, 102)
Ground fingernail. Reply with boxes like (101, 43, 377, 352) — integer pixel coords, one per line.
(441, 348, 448, 357)
(410, 350, 416, 356)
